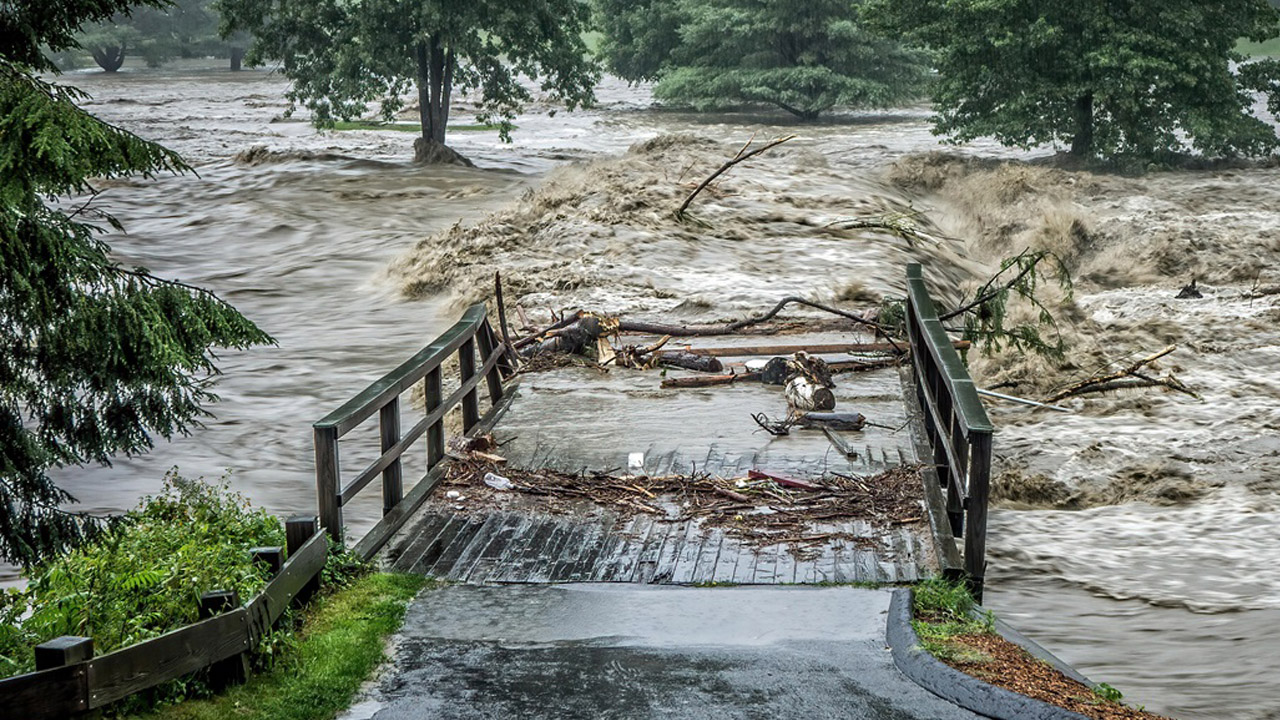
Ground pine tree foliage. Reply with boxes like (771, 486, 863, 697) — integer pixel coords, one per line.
(0, 3, 271, 565)
(865, 0, 1280, 161)
(594, 0, 930, 120)
(218, 0, 601, 157)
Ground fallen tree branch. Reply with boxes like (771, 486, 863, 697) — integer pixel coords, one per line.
(676, 134, 796, 219)
(1044, 346, 1199, 402)
(617, 296, 896, 344)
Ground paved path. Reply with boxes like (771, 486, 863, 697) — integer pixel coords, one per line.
(342, 585, 978, 720)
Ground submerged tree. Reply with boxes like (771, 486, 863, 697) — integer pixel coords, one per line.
(866, 0, 1280, 161)
(594, 0, 930, 120)
(73, 0, 248, 72)
(0, 1, 271, 564)
(218, 0, 601, 164)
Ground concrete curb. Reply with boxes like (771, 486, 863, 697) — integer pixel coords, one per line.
(886, 588, 1092, 720)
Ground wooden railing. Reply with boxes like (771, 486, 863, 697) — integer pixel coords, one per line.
(312, 302, 515, 560)
(0, 517, 328, 719)
(904, 263, 994, 601)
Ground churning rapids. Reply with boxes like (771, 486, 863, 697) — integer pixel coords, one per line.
(20, 59, 1280, 718)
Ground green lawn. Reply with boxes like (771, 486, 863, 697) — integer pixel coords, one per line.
(1238, 36, 1280, 57)
(330, 120, 510, 133)
(133, 573, 429, 720)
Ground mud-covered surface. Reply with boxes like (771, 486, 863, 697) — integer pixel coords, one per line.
(34, 58, 1280, 718)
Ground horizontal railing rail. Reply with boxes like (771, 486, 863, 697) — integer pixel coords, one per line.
(0, 517, 327, 719)
(313, 302, 516, 560)
(904, 263, 994, 601)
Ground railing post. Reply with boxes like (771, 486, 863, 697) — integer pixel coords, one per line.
(286, 516, 321, 604)
(458, 337, 480, 432)
(476, 320, 504, 405)
(34, 636, 92, 717)
(313, 425, 342, 542)
(379, 396, 403, 516)
(250, 546, 284, 577)
(964, 431, 993, 603)
(199, 591, 248, 690)
(425, 366, 444, 468)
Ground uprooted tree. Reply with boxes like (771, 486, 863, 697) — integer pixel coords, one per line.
(1, 0, 271, 564)
(865, 0, 1280, 161)
(218, 0, 601, 164)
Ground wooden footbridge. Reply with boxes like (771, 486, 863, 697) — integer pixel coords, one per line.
(315, 263, 994, 597)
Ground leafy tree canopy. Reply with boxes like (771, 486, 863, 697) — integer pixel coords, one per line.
(594, 0, 930, 120)
(219, 0, 601, 162)
(866, 0, 1280, 161)
(1, 1, 271, 564)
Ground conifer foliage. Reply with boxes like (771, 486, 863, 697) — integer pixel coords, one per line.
(0, 1, 271, 564)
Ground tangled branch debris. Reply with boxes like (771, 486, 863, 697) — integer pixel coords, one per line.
(825, 210, 952, 247)
(676, 133, 796, 219)
(442, 459, 925, 547)
(1044, 346, 1199, 403)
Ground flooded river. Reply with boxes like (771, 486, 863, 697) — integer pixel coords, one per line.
(29, 59, 1280, 719)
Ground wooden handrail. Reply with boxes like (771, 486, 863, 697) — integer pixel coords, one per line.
(0, 521, 328, 719)
(312, 302, 515, 556)
(905, 263, 994, 601)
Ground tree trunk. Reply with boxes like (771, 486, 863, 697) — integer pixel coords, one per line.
(229, 47, 244, 72)
(91, 46, 126, 73)
(413, 38, 471, 165)
(1070, 93, 1094, 157)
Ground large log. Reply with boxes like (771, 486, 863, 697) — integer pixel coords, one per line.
(657, 351, 723, 373)
(520, 316, 602, 357)
(799, 412, 866, 431)
(785, 376, 836, 411)
(667, 341, 967, 357)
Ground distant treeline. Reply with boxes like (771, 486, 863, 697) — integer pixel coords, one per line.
(45, 0, 248, 72)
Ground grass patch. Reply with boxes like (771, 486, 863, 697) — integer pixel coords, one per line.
(133, 573, 429, 720)
(1238, 36, 1280, 58)
(329, 120, 511, 133)
(910, 577, 996, 664)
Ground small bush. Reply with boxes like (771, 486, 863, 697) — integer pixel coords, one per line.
(0, 472, 284, 679)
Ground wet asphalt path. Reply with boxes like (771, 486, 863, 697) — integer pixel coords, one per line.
(342, 585, 978, 720)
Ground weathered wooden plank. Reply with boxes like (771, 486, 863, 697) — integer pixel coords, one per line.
(387, 511, 453, 573)
(731, 542, 763, 585)
(752, 541, 783, 584)
(0, 663, 87, 719)
(652, 520, 693, 584)
(251, 532, 326, 633)
(588, 516, 635, 582)
(88, 610, 249, 708)
(465, 515, 532, 584)
(669, 522, 706, 585)
(774, 544, 798, 585)
(603, 514, 656, 582)
(711, 533, 744, 584)
(633, 520, 675, 584)
(494, 517, 559, 584)
(690, 529, 725, 585)
(524, 521, 576, 584)
(439, 514, 505, 580)
(546, 524, 596, 582)
(350, 463, 447, 561)
(417, 516, 485, 577)
(567, 517, 617, 582)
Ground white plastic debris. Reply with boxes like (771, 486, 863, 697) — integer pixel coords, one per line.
(744, 358, 768, 372)
(628, 452, 645, 472)
(445, 490, 462, 499)
(734, 479, 747, 488)
(483, 472, 514, 491)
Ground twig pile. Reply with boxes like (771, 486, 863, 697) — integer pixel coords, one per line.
(441, 459, 925, 547)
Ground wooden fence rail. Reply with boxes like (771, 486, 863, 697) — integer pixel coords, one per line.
(904, 263, 994, 601)
(313, 302, 516, 560)
(0, 517, 327, 719)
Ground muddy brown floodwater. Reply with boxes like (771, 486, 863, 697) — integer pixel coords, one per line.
(21, 58, 1280, 719)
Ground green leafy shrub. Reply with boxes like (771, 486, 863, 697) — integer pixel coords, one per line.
(0, 472, 284, 679)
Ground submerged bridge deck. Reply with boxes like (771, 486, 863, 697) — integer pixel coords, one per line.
(314, 264, 991, 596)
(380, 357, 935, 585)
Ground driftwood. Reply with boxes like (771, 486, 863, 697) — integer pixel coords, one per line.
(520, 316, 603, 357)
(513, 311, 586, 350)
(825, 211, 950, 247)
(618, 296, 892, 339)
(785, 376, 836, 411)
(676, 134, 796, 219)
(493, 272, 519, 367)
(823, 427, 859, 457)
(658, 351, 723, 373)
(797, 412, 866, 431)
(1044, 346, 1199, 403)
(677, 341, 937, 357)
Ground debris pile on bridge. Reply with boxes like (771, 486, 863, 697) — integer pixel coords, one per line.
(439, 457, 925, 549)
